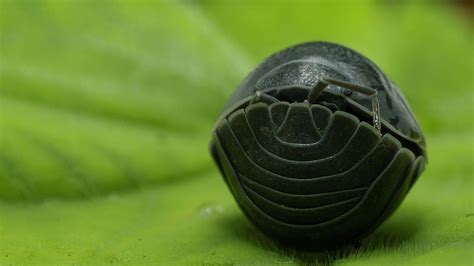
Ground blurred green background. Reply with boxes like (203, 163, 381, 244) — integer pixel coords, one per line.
(0, 0, 473, 264)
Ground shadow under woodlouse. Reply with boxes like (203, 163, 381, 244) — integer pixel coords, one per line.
(217, 209, 422, 266)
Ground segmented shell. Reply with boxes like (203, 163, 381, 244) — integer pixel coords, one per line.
(210, 102, 425, 244)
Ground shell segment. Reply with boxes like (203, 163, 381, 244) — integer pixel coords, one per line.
(210, 102, 425, 243)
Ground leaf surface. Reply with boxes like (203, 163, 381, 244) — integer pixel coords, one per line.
(0, 1, 473, 264)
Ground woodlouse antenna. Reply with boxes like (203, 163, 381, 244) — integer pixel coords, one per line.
(307, 77, 381, 135)
(250, 90, 279, 105)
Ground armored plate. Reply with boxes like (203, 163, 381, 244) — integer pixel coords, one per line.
(210, 42, 427, 245)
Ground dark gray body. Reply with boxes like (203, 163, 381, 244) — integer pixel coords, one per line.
(210, 42, 426, 246)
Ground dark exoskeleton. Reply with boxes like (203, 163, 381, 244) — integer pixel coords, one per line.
(210, 42, 427, 246)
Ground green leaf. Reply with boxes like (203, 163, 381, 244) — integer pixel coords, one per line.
(0, 0, 473, 264)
